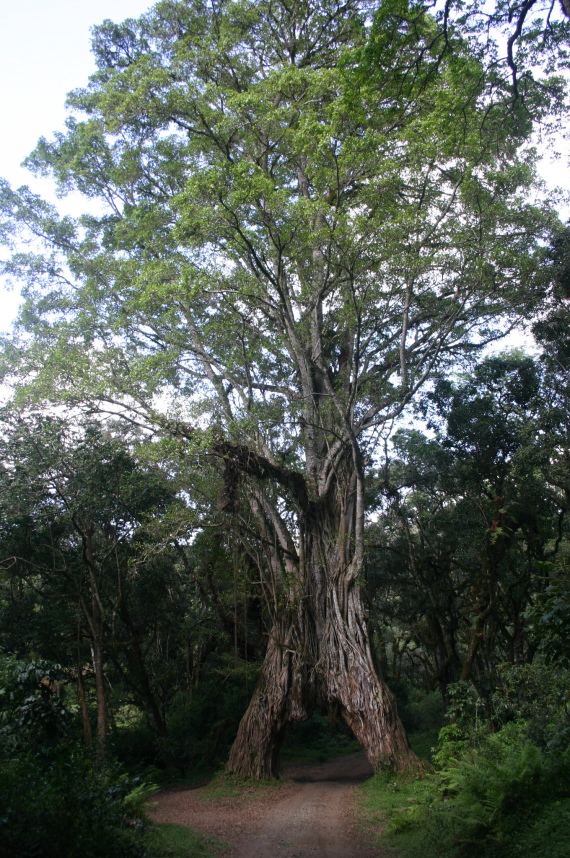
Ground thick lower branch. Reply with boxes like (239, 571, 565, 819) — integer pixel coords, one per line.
(214, 441, 309, 513)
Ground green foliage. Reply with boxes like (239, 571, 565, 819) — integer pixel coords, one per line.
(281, 711, 360, 765)
(443, 682, 485, 728)
(372, 722, 570, 857)
(360, 751, 570, 858)
(0, 413, 205, 753)
(527, 559, 570, 667)
(0, 655, 73, 754)
(359, 662, 570, 858)
(432, 724, 471, 771)
(431, 723, 543, 851)
(392, 685, 444, 734)
(385, 682, 443, 763)
(491, 662, 570, 750)
(0, 0, 559, 494)
(500, 796, 570, 858)
(358, 769, 435, 857)
(163, 660, 257, 775)
(0, 752, 152, 858)
(368, 351, 566, 702)
(0, 0, 569, 810)
(0, 654, 155, 858)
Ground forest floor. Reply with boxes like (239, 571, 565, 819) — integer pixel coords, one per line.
(149, 752, 391, 858)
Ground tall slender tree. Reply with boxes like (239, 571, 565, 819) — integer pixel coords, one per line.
(0, 414, 182, 752)
(0, 0, 562, 775)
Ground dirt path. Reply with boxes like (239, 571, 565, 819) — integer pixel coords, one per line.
(150, 753, 386, 857)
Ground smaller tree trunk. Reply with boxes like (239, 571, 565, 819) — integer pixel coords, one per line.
(91, 639, 108, 758)
(77, 661, 92, 748)
(114, 604, 169, 738)
(227, 617, 312, 778)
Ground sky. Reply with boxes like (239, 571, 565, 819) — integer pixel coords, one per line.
(0, 0, 152, 324)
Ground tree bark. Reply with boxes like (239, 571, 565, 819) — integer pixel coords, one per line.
(320, 580, 413, 771)
(91, 638, 108, 757)
(77, 660, 92, 748)
(226, 478, 416, 777)
(227, 614, 313, 778)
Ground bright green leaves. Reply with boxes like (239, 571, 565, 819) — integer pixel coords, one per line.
(0, 0, 566, 474)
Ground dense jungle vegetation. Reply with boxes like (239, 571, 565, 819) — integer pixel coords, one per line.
(1, 0, 570, 855)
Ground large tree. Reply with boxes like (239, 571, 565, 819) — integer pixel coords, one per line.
(0, 0, 564, 775)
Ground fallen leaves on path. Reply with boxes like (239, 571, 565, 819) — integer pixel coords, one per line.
(149, 753, 389, 858)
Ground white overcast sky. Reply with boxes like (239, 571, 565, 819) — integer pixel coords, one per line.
(0, 0, 152, 188)
(0, 0, 152, 324)
(0, 0, 568, 331)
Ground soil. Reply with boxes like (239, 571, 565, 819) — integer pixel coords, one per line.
(149, 752, 388, 857)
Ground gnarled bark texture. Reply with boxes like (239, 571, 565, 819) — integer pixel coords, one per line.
(227, 616, 313, 778)
(320, 584, 412, 771)
(227, 546, 413, 777)
(223, 445, 416, 778)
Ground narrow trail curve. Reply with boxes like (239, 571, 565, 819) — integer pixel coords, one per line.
(150, 753, 387, 858)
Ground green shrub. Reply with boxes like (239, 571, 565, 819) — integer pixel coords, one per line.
(433, 723, 543, 848)
(0, 656, 75, 754)
(432, 722, 472, 769)
(359, 663, 570, 855)
(491, 662, 570, 750)
(0, 750, 153, 858)
(424, 722, 570, 856)
(0, 655, 155, 858)
(430, 682, 487, 770)
(163, 661, 256, 775)
(445, 680, 487, 728)
(501, 796, 570, 858)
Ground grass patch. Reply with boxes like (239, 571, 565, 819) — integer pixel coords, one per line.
(502, 796, 570, 858)
(145, 823, 227, 857)
(356, 723, 439, 857)
(357, 773, 436, 858)
(199, 770, 286, 802)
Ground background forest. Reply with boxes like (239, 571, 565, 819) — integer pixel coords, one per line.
(1, 0, 570, 856)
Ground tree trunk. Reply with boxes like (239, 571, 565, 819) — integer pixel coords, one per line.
(77, 661, 92, 748)
(114, 601, 169, 738)
(320, 581, 413, 771)
(227, 614, 314, 778)
(91, 638, 108, 758)
(227, 498, 416, 777)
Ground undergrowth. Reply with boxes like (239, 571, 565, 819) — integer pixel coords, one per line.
(359, 741, 570, 858)
(0, 655, 158, 858)
(358, 670, 570, 858)
(281, 711, 360, 766)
